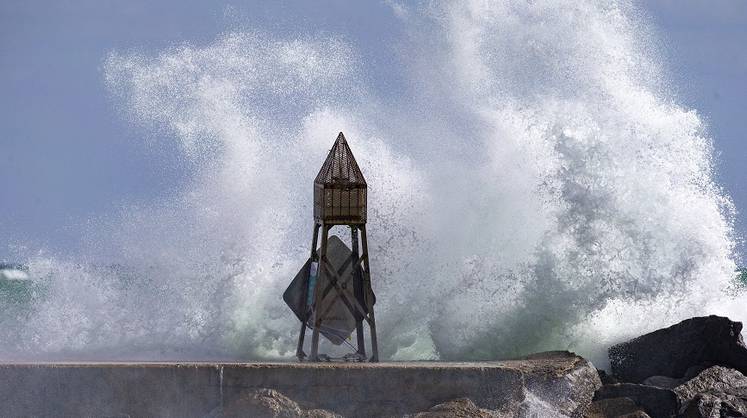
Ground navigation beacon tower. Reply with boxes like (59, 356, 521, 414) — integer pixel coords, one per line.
(294, 132, 378, 362)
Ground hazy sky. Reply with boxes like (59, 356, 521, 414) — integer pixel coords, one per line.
(1, 1, 745, 264)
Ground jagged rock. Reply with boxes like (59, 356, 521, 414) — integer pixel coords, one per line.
(222, 388, 341, 418)
(674, 366, 747, 405)
(594, 384, 678, 418)
(408, 398, 500, 418)
(609, 316, 747, 384)
(584, 397, 651, 418)
(671, 366, 747, 417)
(517, 351, 602, 417)
(681, 392, 747, 417)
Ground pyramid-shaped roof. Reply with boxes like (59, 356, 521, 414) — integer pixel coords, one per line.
(314, 132, 366, 186)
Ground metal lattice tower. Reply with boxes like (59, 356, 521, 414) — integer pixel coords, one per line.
(296, 132, 378, 362)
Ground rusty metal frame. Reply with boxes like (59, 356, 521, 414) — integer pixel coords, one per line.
(296, 132, 378, 363)
(297, 222, 378, 362)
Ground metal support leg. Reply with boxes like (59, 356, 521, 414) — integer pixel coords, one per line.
(351, 226, 366, 358)
(296, 320, 307, 362)
(368, 308, 379, 362)
(296, 223, 320, 361)
(360, 225, 378, 362)
(310, 224, 329, 362)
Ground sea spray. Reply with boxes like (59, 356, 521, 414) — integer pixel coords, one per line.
(0, 1, 743, 365)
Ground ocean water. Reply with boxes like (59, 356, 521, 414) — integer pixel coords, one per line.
(1, 1, 744, 369)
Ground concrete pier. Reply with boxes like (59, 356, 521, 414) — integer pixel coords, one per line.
(0, 351, 600, 417)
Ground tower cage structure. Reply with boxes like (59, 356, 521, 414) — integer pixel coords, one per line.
(295, 132, 378, 362)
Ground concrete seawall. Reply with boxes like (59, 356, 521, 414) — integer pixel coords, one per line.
(0, 351, 600, 417)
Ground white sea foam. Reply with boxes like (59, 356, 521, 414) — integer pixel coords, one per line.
(1, 1, 743, 364)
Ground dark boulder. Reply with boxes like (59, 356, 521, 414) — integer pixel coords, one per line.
(609, 316, 747, 383)
(682, 364, 715, 382)
(584, 397, 651, 418)
(598, 369, 620, 385)
(594, 384, 678, 418)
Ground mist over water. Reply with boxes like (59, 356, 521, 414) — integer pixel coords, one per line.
(2, 1, 744, 367)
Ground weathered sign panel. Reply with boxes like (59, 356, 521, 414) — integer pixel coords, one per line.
(283, 235, 357, 345)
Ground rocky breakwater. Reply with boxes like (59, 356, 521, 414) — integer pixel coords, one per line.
(589, 315, 747, 418)
(0, 352, 600, 418)
(4, 316, 746, 417)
